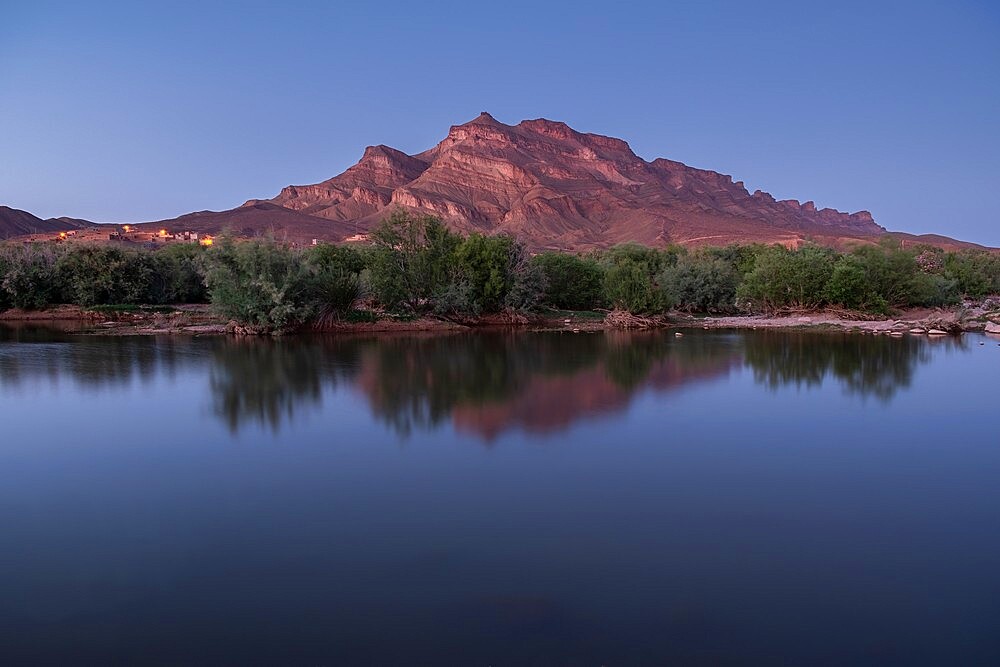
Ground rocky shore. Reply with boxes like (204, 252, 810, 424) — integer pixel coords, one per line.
(694, 301, 1000, 337)
(2, 301, 999, 337)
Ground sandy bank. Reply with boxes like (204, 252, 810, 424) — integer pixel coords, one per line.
(2, 303, 998, 337)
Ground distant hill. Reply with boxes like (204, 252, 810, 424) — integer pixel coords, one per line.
(0, 206, 95, 239)
(132, 202, 360, 243)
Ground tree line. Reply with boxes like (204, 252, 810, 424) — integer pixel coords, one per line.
(1, 210, 998, 331)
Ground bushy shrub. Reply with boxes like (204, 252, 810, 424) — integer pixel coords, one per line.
(943, 250, 1000, 298)
(153, 243, 208, 303)
(532, 252, 604, 310)
(503, 241, 547, 312)
(598, 244, 674, 313)
(0, 250, 11, 311)
(602, 260, 663, 313)
(366, 210, 460, 311)
(703, 244, 763, 280)
(450, 234, 514, 312)
(847, 246, 917, 307)
(0, 244, 62, 309)
(449, 234, 538, 311)
(307, 244, 364, 317)
(908, 272, 960, 307)
(55, 246, 156, 306)
(202, 238, 319, 332)
(3, 224, 995, 323)
(737, 245, 837, 311)
(432, 279, 479, 317)
(825, 255, 880, 311)
(660, 252, 738, 313)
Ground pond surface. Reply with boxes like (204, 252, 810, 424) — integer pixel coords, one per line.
(1, 326, 998, 665)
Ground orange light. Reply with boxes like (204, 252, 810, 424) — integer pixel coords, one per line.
(59, 232, 67, 239)
(123, 225, 131, 233)
(159, 229, 168, 237)
(200, 236, 214, 246)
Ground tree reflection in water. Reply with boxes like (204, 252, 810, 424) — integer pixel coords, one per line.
(742, 331, 958, 401)
(0, 323, 197, 390)
(354, 331, 741, 439)
(0, 324, 961, 438)
(208, 337, 361, 433)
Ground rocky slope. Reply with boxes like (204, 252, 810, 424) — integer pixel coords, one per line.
(0, 206, 95, 240)
(246, 112, 886, 249)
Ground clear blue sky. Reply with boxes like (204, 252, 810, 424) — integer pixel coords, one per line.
(2, 0, 998, 244)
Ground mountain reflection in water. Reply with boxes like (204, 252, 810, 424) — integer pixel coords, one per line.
(0, 325, 964, 440)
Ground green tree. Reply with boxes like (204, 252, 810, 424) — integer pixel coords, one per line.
(943, 250, 1000, 298)
(737, 245, 836, 311)
(598, 244, 672, 313)
(603, 260, 663, 312)
(532, 252, 605, 310)
(825, 255, 880, 311)
(366, 210, 460, 311)
(0, 244, 64, 309)
(447, 233, 545, 314)
(152, 243, 208, 303)
(55, 246, 154, 306)
(306, 243, 364, 317)
(660, 252, 738, 313)
(202, 238, 318, 332)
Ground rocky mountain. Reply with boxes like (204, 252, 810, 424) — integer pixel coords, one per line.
(243, 112, 887, 249)
(0, 206, 95, 240)
(4, 113, 987, 250)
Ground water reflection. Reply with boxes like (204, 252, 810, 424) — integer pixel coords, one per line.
(0, 324, 200, 390)
(208, 338, 360, 433)
(744, 331, 939, 401)
(0, 326, 966, 438)
(352, 332, 741, 439)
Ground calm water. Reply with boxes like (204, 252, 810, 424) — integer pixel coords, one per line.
(1, 325, 998, 665)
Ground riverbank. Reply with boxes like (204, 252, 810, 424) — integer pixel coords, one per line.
(2, 302, 999, 337)
(696, 305, 1000, 336)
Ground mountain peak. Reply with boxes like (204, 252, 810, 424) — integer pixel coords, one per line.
(362, 144, 397, 159)
(469, 111, 501, 125)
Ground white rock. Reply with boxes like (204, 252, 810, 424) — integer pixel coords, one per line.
(985, 322, 1000, 334)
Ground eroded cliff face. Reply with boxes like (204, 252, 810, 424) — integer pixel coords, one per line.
(247, 145, 429, 222)
(247, 111, 884, 249)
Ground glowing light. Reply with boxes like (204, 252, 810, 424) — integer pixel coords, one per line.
(200, 236, 214, 246)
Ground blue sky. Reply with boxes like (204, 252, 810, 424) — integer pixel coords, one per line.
(1, 0, 998, 244)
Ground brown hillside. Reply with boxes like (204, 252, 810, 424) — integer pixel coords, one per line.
(0, 206, 95, 240)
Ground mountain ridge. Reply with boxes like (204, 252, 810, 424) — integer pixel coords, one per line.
(3, 113, 992, 251)
(245, 111, 886, 249)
